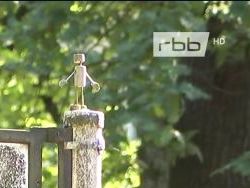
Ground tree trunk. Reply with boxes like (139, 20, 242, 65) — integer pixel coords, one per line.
(170, 56, 250, 188)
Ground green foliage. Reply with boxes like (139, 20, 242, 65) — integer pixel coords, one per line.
(42, 144, 58, 188)
(1, 1, 249, 187)
(103, 140, 141, 188)
(0, 2, 210, 187)
(201, 1, 250, 180)
(211, 151, 250, 177)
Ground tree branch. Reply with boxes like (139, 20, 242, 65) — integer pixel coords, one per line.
(41, 95, 61, 124)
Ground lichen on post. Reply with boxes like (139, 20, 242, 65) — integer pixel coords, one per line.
(64, 109, 105, 188)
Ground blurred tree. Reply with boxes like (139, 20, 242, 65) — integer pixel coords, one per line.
(0, 1, 250, 188)
(171, 2, 250, 188)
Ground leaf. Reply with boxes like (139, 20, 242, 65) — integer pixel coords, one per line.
(179, 82, 210, 101)
(211, 151, 250, 177)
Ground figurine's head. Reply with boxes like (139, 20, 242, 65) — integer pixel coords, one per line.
(74, 53, 85, 64)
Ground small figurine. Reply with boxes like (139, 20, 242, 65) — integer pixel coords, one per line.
(59, 53, 100, 110)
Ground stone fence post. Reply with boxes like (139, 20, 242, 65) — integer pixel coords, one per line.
(64, 109, 105, 188)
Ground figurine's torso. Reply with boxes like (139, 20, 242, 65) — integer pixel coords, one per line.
(74, 65, 86, 87)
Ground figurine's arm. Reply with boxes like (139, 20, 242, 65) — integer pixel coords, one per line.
(59, 70, 75, 87)
(86, 71, 100, 93)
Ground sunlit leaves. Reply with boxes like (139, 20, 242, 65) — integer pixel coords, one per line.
(103, 140, 141, 188)
(42, 144, 58, 188)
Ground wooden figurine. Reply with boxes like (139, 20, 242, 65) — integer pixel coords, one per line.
(59, 53, 100, 110)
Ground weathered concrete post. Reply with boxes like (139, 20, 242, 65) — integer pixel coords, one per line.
(64, 109, 105, 188)
(59, 52, 104, 188)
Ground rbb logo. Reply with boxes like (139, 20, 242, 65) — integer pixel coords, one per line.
(159, 37, 201, 52)
(153, 32, 209, 57)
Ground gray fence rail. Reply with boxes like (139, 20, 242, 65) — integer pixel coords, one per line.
(0, 127, 72, 188)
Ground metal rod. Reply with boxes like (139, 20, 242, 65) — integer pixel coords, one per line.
(29, 142, 43, 188)
(58, 127, 72, 188)
(28, 129, 47, 188)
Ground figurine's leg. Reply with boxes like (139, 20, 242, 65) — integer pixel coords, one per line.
(81, 87, 87, 108)
(81, 87, 84, 106)
(70, 87, 81, 111)
(76, 87, 79, 105)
